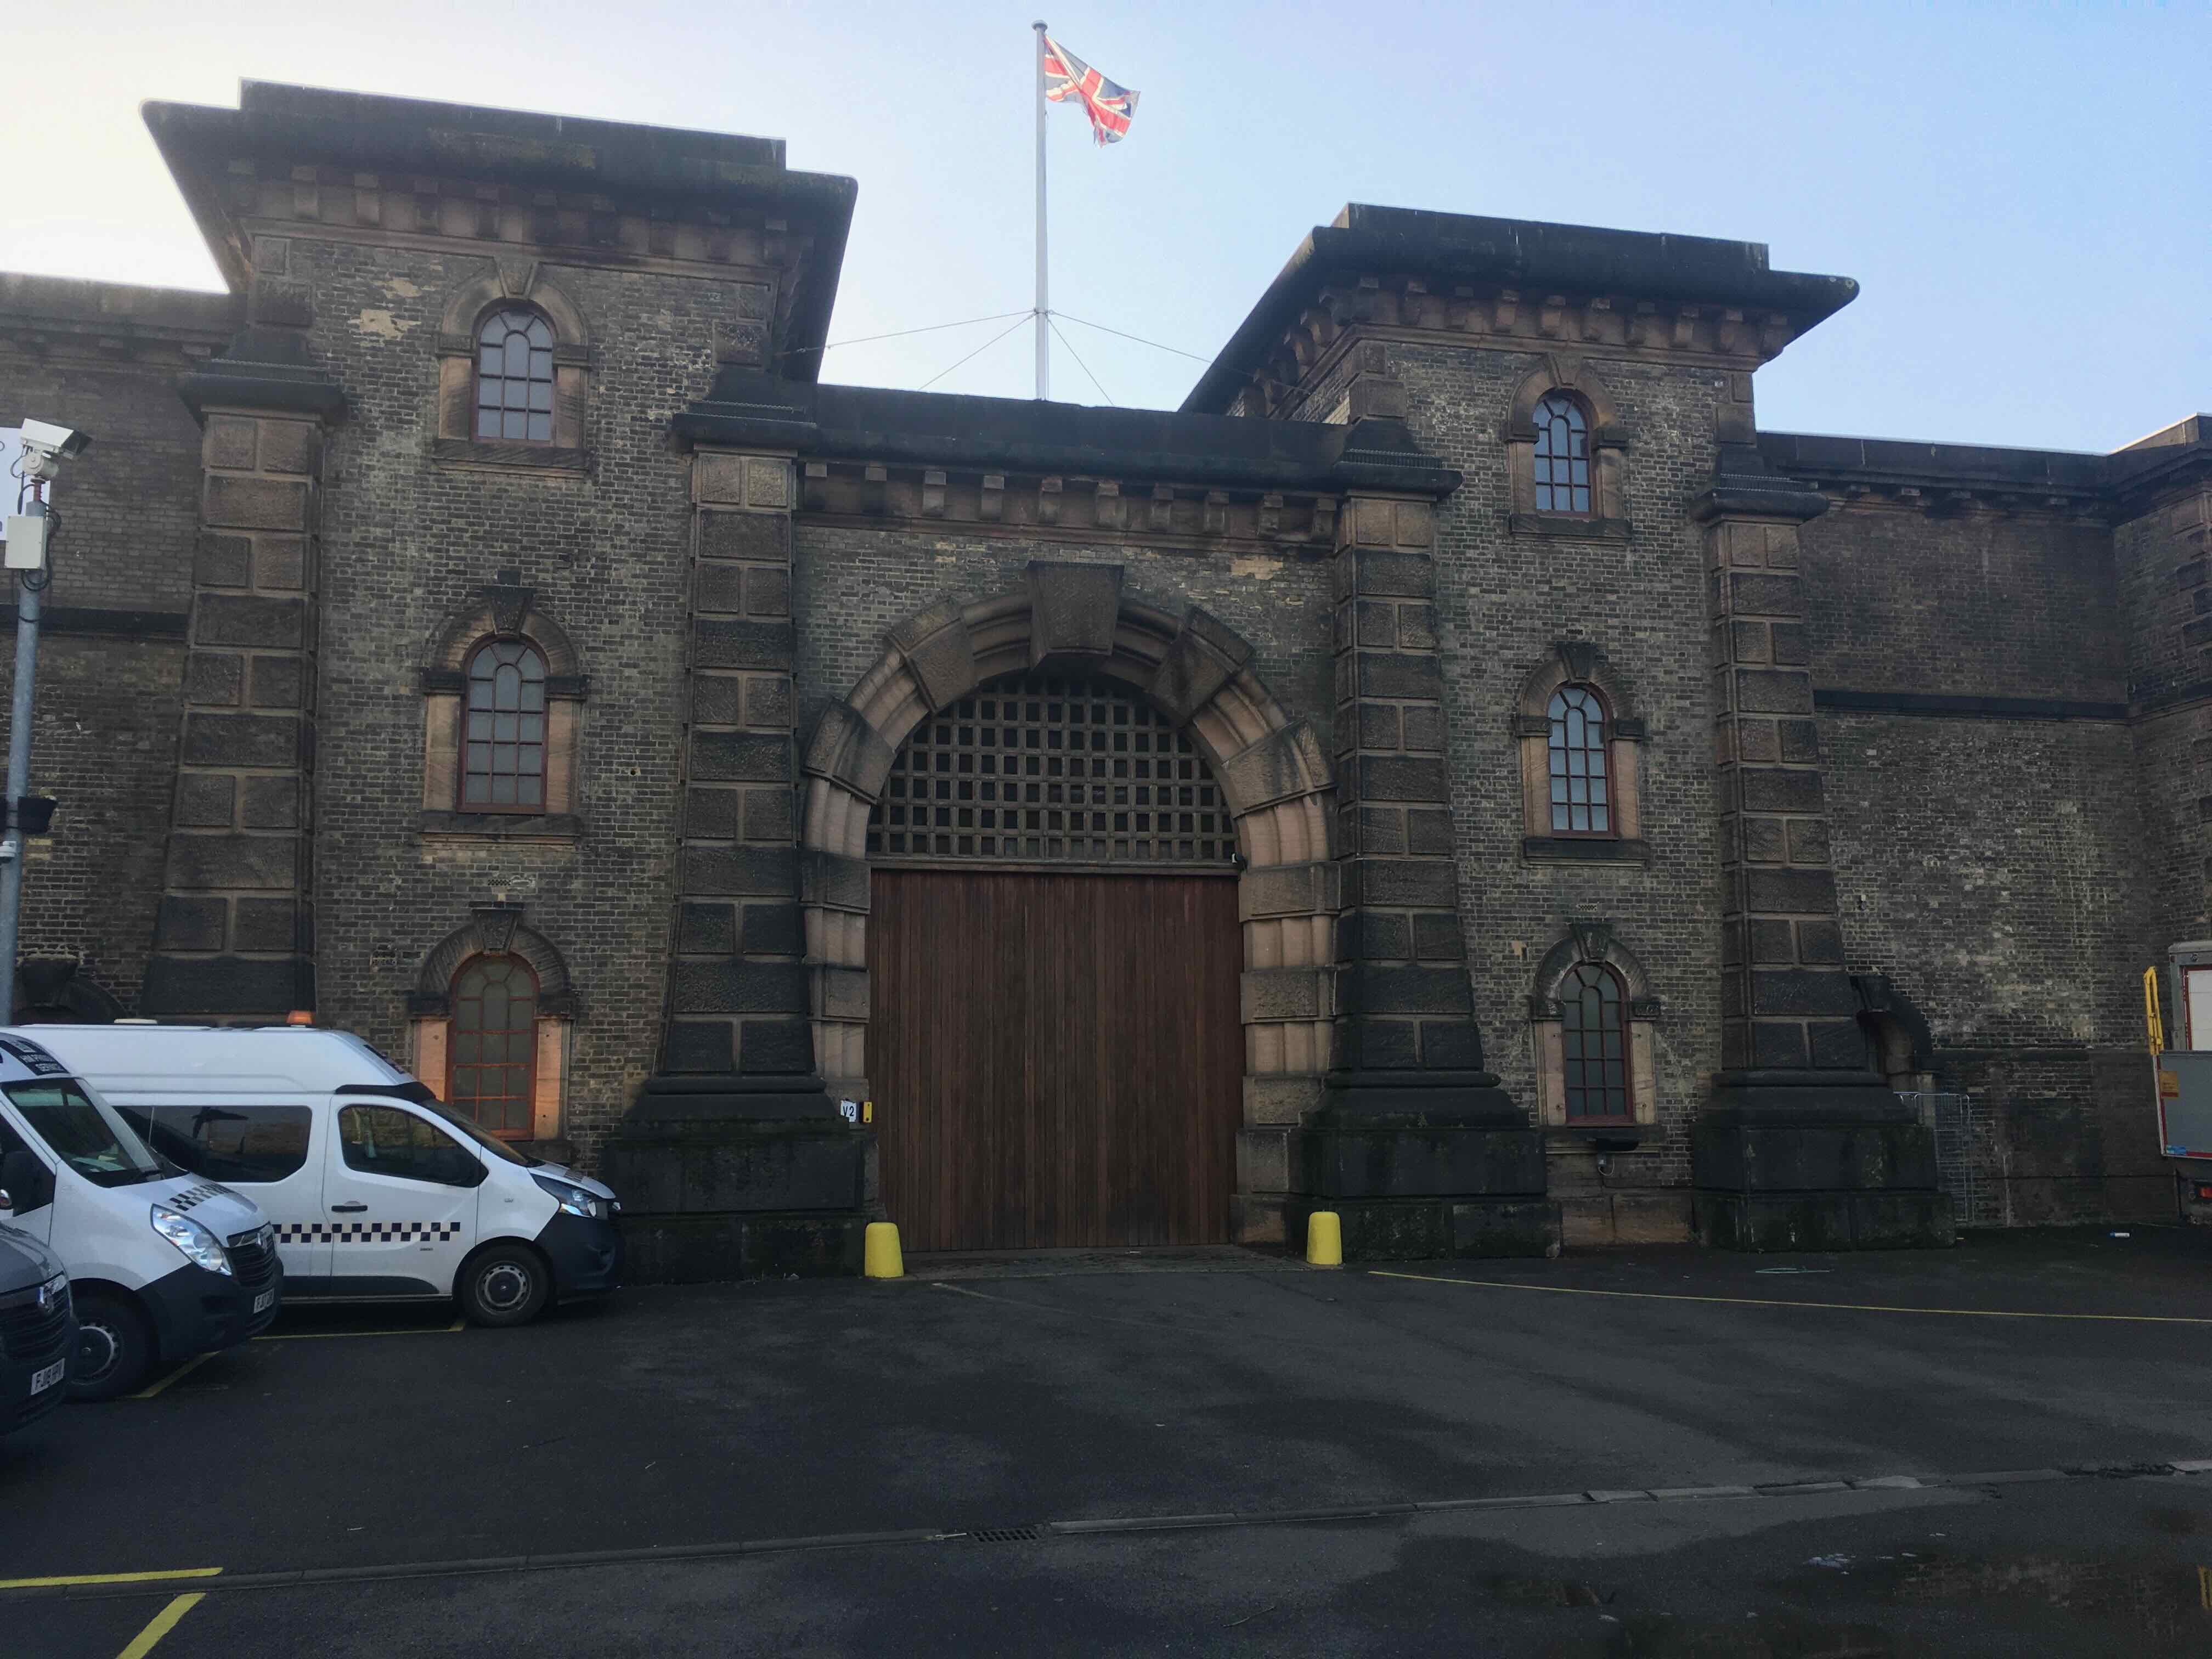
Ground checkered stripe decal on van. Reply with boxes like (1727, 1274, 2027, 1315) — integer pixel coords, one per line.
(275, 1221, 464, 1244)
(163, 1183, 225, 1212)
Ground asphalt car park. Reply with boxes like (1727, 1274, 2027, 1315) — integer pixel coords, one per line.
(9, 1227, 2212, 1655)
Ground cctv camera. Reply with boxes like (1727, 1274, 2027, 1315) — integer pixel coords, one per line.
(16, 420, 90, 461)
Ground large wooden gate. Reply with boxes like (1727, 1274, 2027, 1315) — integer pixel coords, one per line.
(869, 868, 1242, 1252)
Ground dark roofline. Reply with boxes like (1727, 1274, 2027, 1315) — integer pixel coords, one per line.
(1182, 204, 1859, 414)
(141, 82, 856, 378)
(0, 273, 238, 341)
(1761, 422, 2212, 506)
(675, 371, 1462, 496)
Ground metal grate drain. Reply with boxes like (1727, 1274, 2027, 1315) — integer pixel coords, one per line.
(967, 1526, 1043, 1544)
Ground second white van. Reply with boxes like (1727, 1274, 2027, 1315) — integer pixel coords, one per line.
(18, 1025, 623, 1329)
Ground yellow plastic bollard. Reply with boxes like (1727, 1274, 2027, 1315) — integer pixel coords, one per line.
(864, 1221, 905, 1279)
(1305, 1210, 1343, 1267)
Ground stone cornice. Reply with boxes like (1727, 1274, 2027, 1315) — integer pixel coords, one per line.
(795, 460, 1339, 550)
(1231, 283, 1806, 420)
(1762, 427, 2211, 524)
(676, 371, 1464, 501)
(142, 82, 854, 379)
(1184, 204, 1857, 415)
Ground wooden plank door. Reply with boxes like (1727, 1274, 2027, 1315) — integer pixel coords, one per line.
(870, 869, 1243, 1251)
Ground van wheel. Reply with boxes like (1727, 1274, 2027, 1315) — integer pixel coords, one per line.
(459, 1246, 549, 1328)
(70, 1291, 153, 1402)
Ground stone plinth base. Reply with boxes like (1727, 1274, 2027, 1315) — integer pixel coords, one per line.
(1693, 1190, 1953, 1251)
(1287, 1071, 1554, 1261)
(619, 1211, 868, 1284)
(604, 1073, 874, 1284)
(1691, 1074, 1954, 1252)
(1287, 1196, 1560, 1260)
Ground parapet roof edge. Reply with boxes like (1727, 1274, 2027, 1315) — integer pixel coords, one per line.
(1182, 203, 1859, 414)
(0, 272, 239, 337)
(1762, 424, 2212, 504)
(675, 371, 1463, 496)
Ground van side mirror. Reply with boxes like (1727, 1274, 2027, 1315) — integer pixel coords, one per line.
(0, 1188, 12, 1222)
(0, 1149, 50, 1214)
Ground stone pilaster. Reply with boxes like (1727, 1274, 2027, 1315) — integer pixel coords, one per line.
(143, 404, 330, 1018)
(1693, 451, 1950, 1249)
(605, 445, 871, 1283)
(1286, 370, 1556, 1260)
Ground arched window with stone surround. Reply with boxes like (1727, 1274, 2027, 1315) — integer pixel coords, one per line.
(1547, 684, 1611, 835)
(449, 955, 539, 1138)
(1529, 922, 1660, 1132)
(460, 637, 549, 812)
(1531, 391, 1593, 515)
(1560, 961, 1630, 1123)
(475, 306, 556, 442)
(1515, 642, 1646, 861)
(409, 909, 577, 1151)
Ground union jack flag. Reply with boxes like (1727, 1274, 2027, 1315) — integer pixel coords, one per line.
(1042, 35, 1139, 145)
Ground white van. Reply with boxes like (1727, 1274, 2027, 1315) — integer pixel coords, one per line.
(0, 1032, 278, 1400)
(19, 1025, 623, 1331)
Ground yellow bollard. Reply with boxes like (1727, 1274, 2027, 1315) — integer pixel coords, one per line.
(864, 1221, 905, 1279)
(1305, 1210, 1343, 1267)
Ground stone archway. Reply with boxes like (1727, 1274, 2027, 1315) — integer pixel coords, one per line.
(799, 560, 1339, 1145)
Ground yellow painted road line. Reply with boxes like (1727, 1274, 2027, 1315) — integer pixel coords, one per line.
(1370, 1269, 2212, 1324)
(116, 1592, 205, 1659)
(255, 1323, 465, 1342)
(129, 1352, 215, 1400)
(0, 1568, 221, 1591)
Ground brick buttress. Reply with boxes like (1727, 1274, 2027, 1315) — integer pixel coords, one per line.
(1691, 443, 1950, 1250)
(601, 445, 873, 1282)
(1286, 363, 1559, 1261)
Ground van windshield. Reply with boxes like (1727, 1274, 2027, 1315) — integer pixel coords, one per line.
(5, 1079, 169, 1187)
(417, 1101, 538, 1167)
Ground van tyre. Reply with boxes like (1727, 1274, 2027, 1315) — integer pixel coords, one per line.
(459, 1245, 549, 1328)
(70, 1291, 153, 1402)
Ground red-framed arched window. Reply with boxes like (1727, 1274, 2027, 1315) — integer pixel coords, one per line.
(448, 955, 538, 1138)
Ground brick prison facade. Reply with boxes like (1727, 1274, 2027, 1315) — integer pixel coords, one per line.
(1, 84, 2203, 1261)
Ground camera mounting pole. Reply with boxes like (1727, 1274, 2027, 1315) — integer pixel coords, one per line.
(0, 420, 91, 1020)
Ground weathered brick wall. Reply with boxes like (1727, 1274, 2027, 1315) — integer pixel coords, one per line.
(0, 300, 223, 1010)
(2114, 494, 2212, 957)
(1798, 503, 2145, 1047)
(295, 236, 757, 1167)
(1804, 505, 2122, 701)
(1822, 711, 2142, 1045)
(1802, 495, 2160, 1228)
(793, 525, 1336, 744)
(1390, 338, 1727, 1222)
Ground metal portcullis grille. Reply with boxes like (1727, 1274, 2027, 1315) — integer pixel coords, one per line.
(868, 673, 1236, 868)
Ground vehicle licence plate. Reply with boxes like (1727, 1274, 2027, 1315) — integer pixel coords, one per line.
(30, 1358, 64, 1395)
(253, 1289, 275, 1314)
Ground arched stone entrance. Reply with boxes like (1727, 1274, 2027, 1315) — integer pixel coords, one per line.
(799, 561, 1338, 1246)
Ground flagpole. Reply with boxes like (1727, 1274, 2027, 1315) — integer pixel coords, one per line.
(1032, 19, 1049, 400)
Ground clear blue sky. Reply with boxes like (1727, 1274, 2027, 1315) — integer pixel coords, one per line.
(4, 1, 2205, 452)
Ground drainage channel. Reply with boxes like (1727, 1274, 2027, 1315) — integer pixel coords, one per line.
(14, 1458, 2211, 1603)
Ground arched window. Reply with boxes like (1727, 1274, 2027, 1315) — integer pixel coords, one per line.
(461, 639, 549, 812)
(449, 955, 539, 1138)
(476, 307, 555, 442)
(1547, 685, 1610, 835)
(1560, 962, 1630, 1122)
(1532, 392, 1592, 514)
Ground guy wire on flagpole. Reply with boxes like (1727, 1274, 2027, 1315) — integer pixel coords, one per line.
(1033, 20, 1050, 400)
